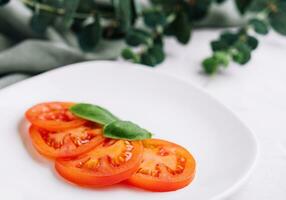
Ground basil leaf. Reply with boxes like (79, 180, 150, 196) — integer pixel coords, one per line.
(104, 121, 152, 140)
(70, 103, 119, 125)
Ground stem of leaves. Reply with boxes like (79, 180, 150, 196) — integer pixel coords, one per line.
(122, 4, 192, 67)
(202, 0, 286, 74)
(202, 14, 269, 74)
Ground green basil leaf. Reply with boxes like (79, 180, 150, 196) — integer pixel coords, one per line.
(104, 120, 152, 140)
(70, 103, 119, 125)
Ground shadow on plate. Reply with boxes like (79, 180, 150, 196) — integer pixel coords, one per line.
(18, 117, 53, 167)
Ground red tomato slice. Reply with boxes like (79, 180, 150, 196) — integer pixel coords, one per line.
(127, 139, 196, 192)
(55, 139, 143, 187)
(26, 102, 86, 131)
(29, 124, 105, 159)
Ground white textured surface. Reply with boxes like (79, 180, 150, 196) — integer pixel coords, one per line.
(157, 30, 286, 199)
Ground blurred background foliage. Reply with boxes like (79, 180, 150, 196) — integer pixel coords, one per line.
(0, 0, 286, 74)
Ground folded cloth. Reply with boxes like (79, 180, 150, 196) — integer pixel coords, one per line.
(0, 0, 126, 89)
(0, 73, 31, 88)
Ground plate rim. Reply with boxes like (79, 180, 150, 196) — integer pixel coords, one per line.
(0, 60, 259, 199)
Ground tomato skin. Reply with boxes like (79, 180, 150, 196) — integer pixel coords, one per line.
(55, 158, 140, 187)
(26, 102, 86, 131)
(127, 139, 196, 192)
(29, 125, 105, 159)
(55, 140, 143, 187)
(127, 170, 195, 192)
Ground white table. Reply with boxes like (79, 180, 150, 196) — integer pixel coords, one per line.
(158, 30, 286, 199)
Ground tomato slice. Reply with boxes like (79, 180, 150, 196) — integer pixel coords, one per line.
(127, 139, 196, 192)
(55, 139, 143, 187)
(26, 102, 86, 131)
(29, 123, 105, 159)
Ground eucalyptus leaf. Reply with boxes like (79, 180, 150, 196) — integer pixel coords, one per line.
(235, 0, 253, 14)
(215, 0, 227, 4)
(249, 18, 269, 35)
(126, 29, 153, 47)
(185, 0, 212, 20)
(77, 0, 97, 13)
(60, 0, 80, 30)
(173, 12, 192, 44)
(248, 0, 268, 12)
(232, 42, 251, 64)
(269, 2, 286, 35)
(141, 52, 157, 66)
(0, 0, 9, 6)
(220, 32, 238, 46)
(70, 103, 119, 125)
(247, 36, 258, 50)
(211, 40, 229, 51)
(113, 0, 133, 31)
(121, 48, 140, 62)
(143, 9, 167, 28)
(104, 120, 152, 140)
(30, 11, 56, 34)
(131, 0, 141, 23)
(148, 45, 165, 64)
(202, 57, 219, 75)
(213, 51, 229, 67)
(154, 35, 163, 47)
(78, 15, 102, 51)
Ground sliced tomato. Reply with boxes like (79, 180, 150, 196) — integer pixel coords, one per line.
(55, 139, 143, 187)
(29, 123, 105, 159)
(127, 139, 196, 192)
(26, 102, 86, 131)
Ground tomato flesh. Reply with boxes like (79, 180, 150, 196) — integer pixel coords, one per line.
(26, 102, 86, 131)
(55, 139, 143, 187)
(127, 139, 196, 192)
(29, 123, 104, 159)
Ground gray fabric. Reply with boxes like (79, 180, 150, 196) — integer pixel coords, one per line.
(0, 0, 242, 89)
(0, 0, 126, 89)
(0, 73, 31, 88)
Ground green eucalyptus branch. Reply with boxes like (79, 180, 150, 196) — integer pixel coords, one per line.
(22, 0, 93, 19)
(0, 0, 286, 75)
(202, 0, 286, 74)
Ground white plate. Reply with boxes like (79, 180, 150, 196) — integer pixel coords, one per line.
(0, 61, 258, 200)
